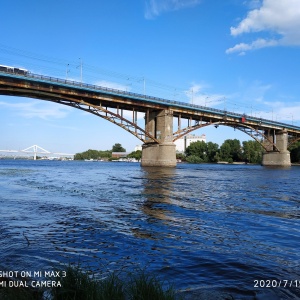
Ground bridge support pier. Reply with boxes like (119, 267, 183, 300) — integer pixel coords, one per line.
(141, 143, 176, 167)
(262, 130, 291, 167)
(141, 109, 177, 167)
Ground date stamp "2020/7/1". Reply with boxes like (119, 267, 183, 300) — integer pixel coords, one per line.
(254, 280, 300, 288)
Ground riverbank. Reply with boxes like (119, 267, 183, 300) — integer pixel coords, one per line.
(0, 265, 180, 300)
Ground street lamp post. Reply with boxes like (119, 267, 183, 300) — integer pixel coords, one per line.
(66, 63, 70, 80)
(77, 58, 83, 83)
(205, 96, 208, 107)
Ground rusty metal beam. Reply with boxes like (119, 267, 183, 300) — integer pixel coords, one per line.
(220, 121, 279, 152)
(0, 85, 159, 143)
(288, 136, 300, 147)
(1, 73, 300, 148)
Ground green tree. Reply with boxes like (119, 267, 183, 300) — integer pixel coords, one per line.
(74, 149, 112, 160)
(206, 142, 219, 162)
(185, 141, 208, 162)
(127, 150, 142, 160)
(185, 140, 220, 163)
(219, 142, 231, 162)
(289, 141, 300, 163)
(219, 139, 242, 162)
(242, 140, 263, 164)
(186, 155, 204, 164)
(176, 153, 186, 161)
(112, 143, 126, 152)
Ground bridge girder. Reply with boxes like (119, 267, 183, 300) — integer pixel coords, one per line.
(0, 84, 288, 151)
(0, 85, 160, 144)
(173, 119, 212, 141)
(223, 121, 280, 152)
(288, 136, 300, 148)
(173, 119, 280, 152)
(57, 98, 160, 144)
(0, 74, 299, 151)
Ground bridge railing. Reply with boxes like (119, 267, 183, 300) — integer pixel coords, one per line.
(1, 69, 300, 131)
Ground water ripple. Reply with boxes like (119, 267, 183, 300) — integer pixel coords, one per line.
(0, 160, 299, 299)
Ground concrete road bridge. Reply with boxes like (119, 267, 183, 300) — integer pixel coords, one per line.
(1, 68, 300, 167)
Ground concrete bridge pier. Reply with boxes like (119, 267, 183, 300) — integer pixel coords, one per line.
(262, 130, 291, 166)
(141, 109, 177, 167)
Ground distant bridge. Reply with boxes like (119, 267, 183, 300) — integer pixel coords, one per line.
(0, 69, 300, 166)
(0, 145, 74, 160)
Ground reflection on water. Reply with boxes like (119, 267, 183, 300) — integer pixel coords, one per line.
(0, 160, 299, 299)
(141, 167, 176, 222)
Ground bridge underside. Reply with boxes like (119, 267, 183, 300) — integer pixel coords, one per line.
(261, 130, 291, 166)
(142, 109, 176, 167)
(140, 111, 292, 167)
(0, 74, 299, 167)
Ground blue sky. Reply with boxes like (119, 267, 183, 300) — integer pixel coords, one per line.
(1, 0, 300, 154)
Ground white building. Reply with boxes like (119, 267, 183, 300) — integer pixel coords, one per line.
(174, 134, 206, 153)
(134, 145, 142, 152)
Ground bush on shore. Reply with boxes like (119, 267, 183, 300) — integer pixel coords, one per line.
(0, 265, 181, 300)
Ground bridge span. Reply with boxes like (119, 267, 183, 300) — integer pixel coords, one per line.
(0, 69, 300, 167)
(0, 145, 74, 160)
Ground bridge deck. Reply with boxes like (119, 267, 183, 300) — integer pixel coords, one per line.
(1, 70, 300, 136)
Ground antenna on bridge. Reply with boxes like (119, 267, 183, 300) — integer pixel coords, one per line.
(66, 63, 70, 80)
(77, 58, 83, 83)
(21, 145, 51, 160)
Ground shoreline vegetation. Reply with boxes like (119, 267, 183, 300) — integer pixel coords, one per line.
(0, 265, 184, 300)
(73, 139, 265, 164)
(1, 139, 299, 164)
(73, 139, 300, 165)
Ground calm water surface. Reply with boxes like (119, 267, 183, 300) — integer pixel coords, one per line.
(0, 160, 299, 299)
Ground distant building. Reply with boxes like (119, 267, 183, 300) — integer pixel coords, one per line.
(112, 152, 130, 159)
(134, 145, 142, 152)
(174, 134, 206, 153)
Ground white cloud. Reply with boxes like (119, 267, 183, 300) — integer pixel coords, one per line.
(227, 0, 300, 54)
(185, 83, 227, 107)
(183, 81, 300, 125)
(277, 105, 300, 122)
(0, 100, 72, 120)
(145, 0, 201, 19)
(240, 80, 272, 103)
(226, 38, 278, 54)
(245, 0, 262, 10)
(95, 80, 131, 92)
(122, 110, 144, 121)
(253, 102, 300, 123)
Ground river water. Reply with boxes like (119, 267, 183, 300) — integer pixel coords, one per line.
(0, 160, 299, 299)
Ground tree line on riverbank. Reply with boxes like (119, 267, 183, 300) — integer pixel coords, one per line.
(74, 148, 142, 161)
(180, 139, 300, 164)
(74, 143, 127, 160)
(289, 141, 300, 163)
(179, 139, 263, 164)
(74, 140, 300, 164)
